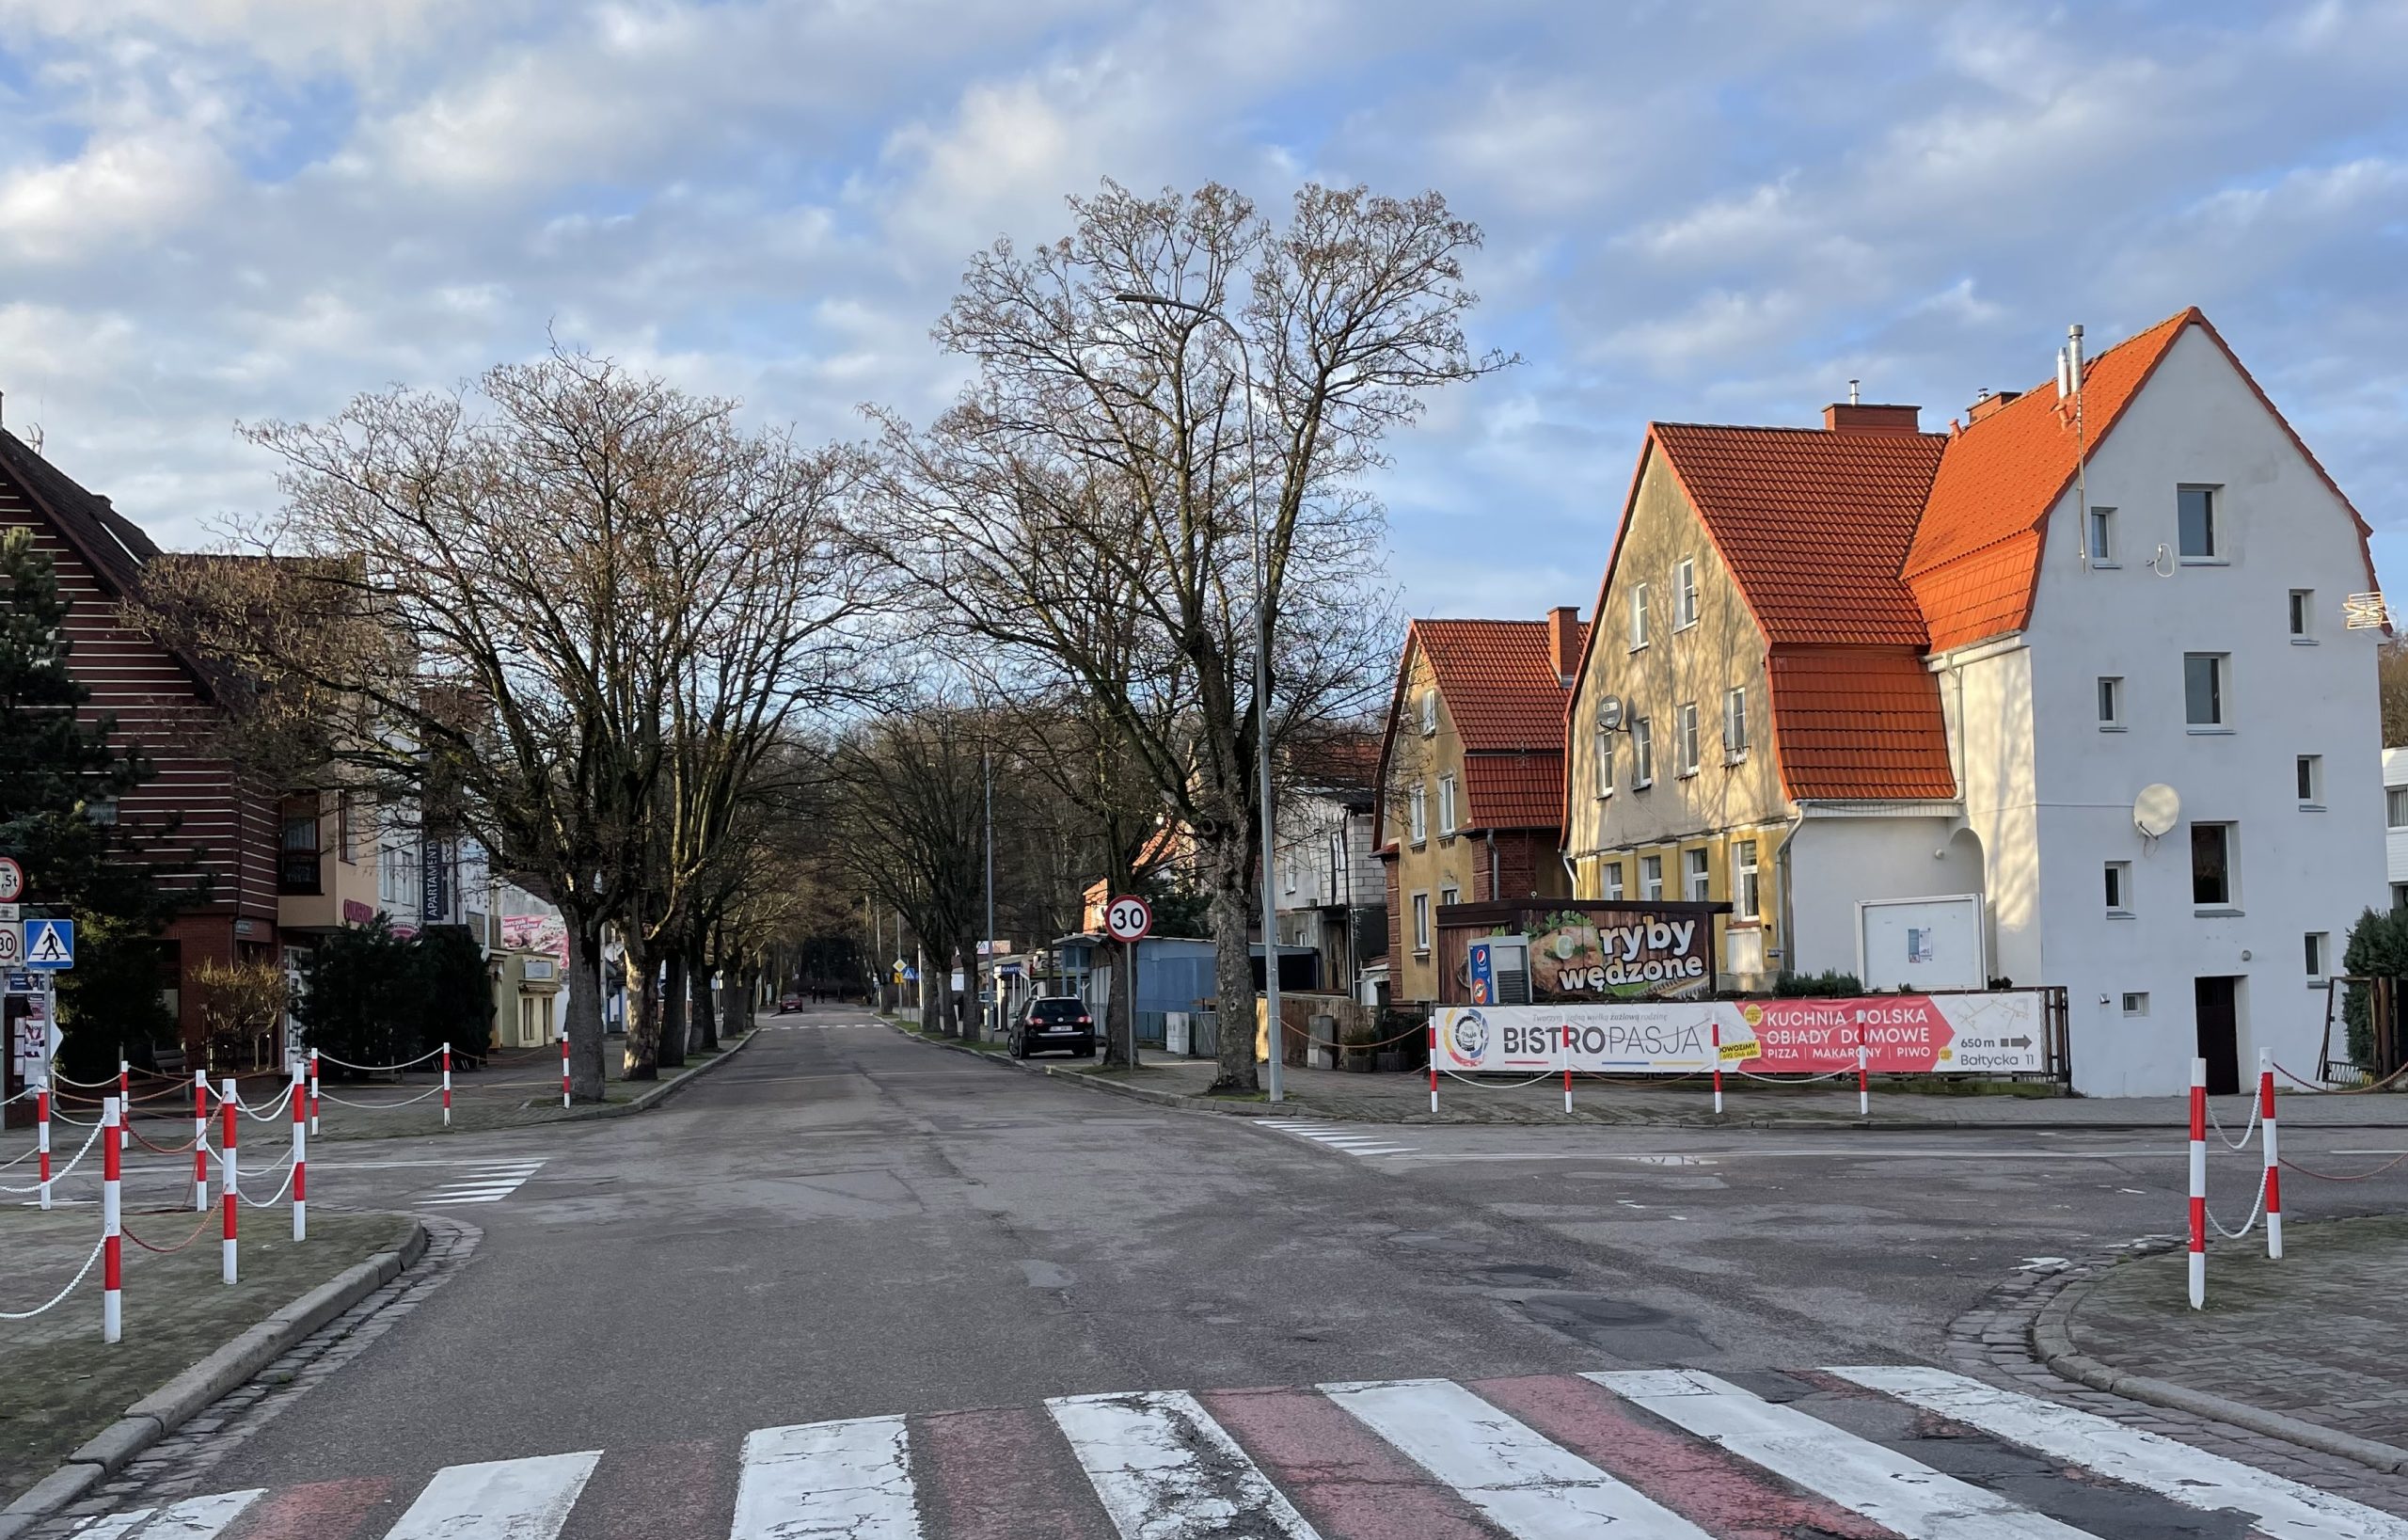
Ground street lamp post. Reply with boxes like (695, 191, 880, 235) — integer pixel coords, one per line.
(1113, 290, 1284, 1103)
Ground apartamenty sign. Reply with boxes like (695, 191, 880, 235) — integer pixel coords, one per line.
(1435, 991, 2046, 1075)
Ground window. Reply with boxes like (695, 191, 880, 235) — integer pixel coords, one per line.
(1723, 688, 1749, 761)
(1408, 784, 1427, 844)
(2104, 861, 2132, 914)
(1640, 853, 1664, 902)
(2191, 822, 2235, 908)
(1632, 718, 1655, 787)
(1674, 558, 1699, 629)
(1603, 861, 1625, 901)
(2390, 787, 2408, 829)
(2097, 676, 2124, 729)
(1439, 884, 1460, 910)
(1418, 689, 1438, 736)
(2178, 485, 2221, 561)
(1411, 892, 1431, 952)
(2183, 653, 2227, 728)
(2289, 589, 2315, 642)
(2087, 505, 2117, 566)
(1732, 840, 1760, 920)
(1593, 730, 1615, 798)
(337, 792, 357, 863)
(2122, 992, 2150, 1017)
(1683, 847, 1710, 902)
(2305, 931, 2331, 983)
(1630, 582, 1652, 648)
(1437, 774, 1458, 835)
(2297, 754, 2323, 807)
(1677, 702, 1701, 777)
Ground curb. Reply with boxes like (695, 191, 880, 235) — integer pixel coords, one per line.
(882, 1023, 1285, 1117)
(0, 1220, 433, 1539)
(541, 1028, 761, 1127)
(2029, 1246, 2408, 1478)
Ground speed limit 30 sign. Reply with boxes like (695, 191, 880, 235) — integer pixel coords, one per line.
(1104, 894, 1152, 943)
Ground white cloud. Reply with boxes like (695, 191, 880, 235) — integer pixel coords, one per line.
(0, 130, 229, 262)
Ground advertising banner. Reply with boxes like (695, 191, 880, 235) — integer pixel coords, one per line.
(1435, 991, 2046, 1075)
(1439, 904, 1717, 1005)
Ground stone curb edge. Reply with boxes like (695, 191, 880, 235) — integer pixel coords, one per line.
(542, 1027, 759, 1127)
(0, 1219, 434, 1539)
(2022, 1238, 2408, 1479)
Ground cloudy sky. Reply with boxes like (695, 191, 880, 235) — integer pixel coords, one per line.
(4, 0, 2405, 617)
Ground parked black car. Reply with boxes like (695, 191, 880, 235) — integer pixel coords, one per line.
(1011, 995, 1096, 1057)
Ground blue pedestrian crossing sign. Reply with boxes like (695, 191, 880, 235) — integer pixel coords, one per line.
(23, 918, 73, 970)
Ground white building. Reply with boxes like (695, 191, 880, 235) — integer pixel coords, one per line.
(1271, 778, 1386, 1000)
(1562, 308, 2386, 1096)
(2385, 748, 2408, 911)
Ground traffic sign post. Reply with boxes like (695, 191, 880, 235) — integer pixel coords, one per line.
(1104, 897, 1151, 1072)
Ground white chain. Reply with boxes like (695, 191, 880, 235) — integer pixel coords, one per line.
(0, 1235, 107, 1320)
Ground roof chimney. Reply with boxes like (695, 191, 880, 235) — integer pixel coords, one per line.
(1547, 605, 1582, 687)
(1822, 402, 1922, 436)
(1966, 389, 2021, 423)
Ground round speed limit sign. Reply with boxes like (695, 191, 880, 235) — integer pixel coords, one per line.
(1104, 894, 1152, 943)
(0, 856, 21, 904)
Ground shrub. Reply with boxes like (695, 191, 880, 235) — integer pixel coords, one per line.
(1773, 969, 1863, 998)
(414, 925, 495, 1064)
(2342, 906, 2408, 1066)
(193, 958, 289, 1072)
(294, 918, 418, 1073)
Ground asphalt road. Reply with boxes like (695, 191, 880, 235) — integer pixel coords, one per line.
(49, 1003, 2408, 1538)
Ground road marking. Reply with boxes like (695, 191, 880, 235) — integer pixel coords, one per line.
(419, 1161, 546, 1205)
(72, 1489, 261, 1538)
(1593, 1370, 2087, 1538)
(1831, 1366, 2408, 1540)
(1047, 1389, 1323, 1539)
(382, 1451, 598, 1539)
(1321, 1377, 1715, 1538)
(1259, 1120, 1417, 1159)
(732, 1415, 921, 1539)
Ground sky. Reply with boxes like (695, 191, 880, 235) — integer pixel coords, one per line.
(3, 0, 2405, 619)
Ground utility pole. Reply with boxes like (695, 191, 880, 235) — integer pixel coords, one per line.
(983, 750, 996, 1040)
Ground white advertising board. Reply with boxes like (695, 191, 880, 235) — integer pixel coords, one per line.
(1435, 991, 2047, 1076)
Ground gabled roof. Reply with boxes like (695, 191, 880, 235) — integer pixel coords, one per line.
(1766, 649, 1956, 800)
(0, 428, 161, 596)
(1371, 616, 1585, 847)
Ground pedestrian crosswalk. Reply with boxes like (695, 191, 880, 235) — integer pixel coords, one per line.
(413, 1160, 545, 1206)
(59, 1367, 2408, 1538)
(760, 1020, 884, 1031)
(1259, 1119, 1418, 1158)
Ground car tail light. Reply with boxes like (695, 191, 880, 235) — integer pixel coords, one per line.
(1077, 1016, 1092, 1025)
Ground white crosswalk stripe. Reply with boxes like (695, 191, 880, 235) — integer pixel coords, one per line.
(1323, 1377, 1713, 1538)
(1048, 1389, 1323, 1539)
(1834, 1366, 2408, 1540)
(1259, 1119, 1417, 1158)
(417, 1160, 546, 1205)
(1595, 1370, 2089, 1539)
(63, 1367, 2408, 1539)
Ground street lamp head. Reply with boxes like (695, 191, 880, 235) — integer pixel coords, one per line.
(1112, 291, 1214, 319)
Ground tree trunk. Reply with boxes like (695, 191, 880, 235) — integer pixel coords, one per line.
(623, 943, 662, 1080)
(1206, 833, 1261, 1094)
(956, 941, 980, 1044)
(689, 945, 715, 1054)
(563, 919, 608, 1103)
(721, 961, 747, 1045)
(660, 950, 689, 1070)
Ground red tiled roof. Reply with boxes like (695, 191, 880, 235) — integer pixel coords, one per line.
(1652, 422, 1947, 646)
(1416, 618, 1587, 751)
(1766, 649, 1956, 800)
(1463, 753, 1568, 830)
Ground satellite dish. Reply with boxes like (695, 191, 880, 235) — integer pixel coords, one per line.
(2133, 784, 2181, 839)
(1596, 695, 1625, 732)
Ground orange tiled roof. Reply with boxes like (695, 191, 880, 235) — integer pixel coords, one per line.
(1463, 753, 1568, 830)
(1416, 618, 1586, 751)
(1766, 649, 1956, 800)
(1652, 422, 1947, 646)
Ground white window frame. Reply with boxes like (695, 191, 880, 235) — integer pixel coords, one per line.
(1436, 774, 1458, 836)
(2305, 930, 2331, 985)
(2297, 754, 2323, 808)
(2087, 505, 2117, 566)
(1630, 582, 1651, 649)
(1676, 702, 1701, 777)
(1411, 892, 1431, 953)
(1683, 846, 1710, 903)
(1723, 687, 1748, 762)
(1640, 853, 1664, 902)
(1674, 557, 1699, 630)
(2178, 484, 2223, 564)
(2289, 589, 2316, 643)
(1593, 729, 1615, 799)
(1732, 839, 1759, 921)
(1632, 718, 1655, 788)
(1439, 883, 1460, 910)
(2183, 652, 2229, 731)
(1603, 861, 1625, 901)
(2104, 860, 2132, 916)
(2122, 992, 2150, 1017)
(2389, 786, 2408, 830)
(1408, 784, 1427, 845)
(2097, 675, 2124, 731)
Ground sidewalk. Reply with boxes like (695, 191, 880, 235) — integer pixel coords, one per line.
(923, 1036, 2408, 1129)
(2040, 1215, 2408, 1473)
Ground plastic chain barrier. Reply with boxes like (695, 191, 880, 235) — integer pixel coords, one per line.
(315, 1086, 444, 1109)
(1436, 1064, 1563, 1090)
(1276, 1016, 1429, 1050)
(0, 1234, 106, 1321)
(313, 1044, 445, 1072)
(2271, 1058, 2408, 1094)
(125, 1122, 199, 1157)
(0, 1141, 39, 1170)
(2204, 1094, 2260, 1151)
(2206, 1166, 2272, 1242)
(0, 1116, 101, 1195)
(123, 1210, 217, 1256)
(2186, 1052, 2290, 1311)
(1734, 1065, 1857, 1084)
(232, 1083, 296, 1122)
(2278, 1150, 2408, 1182)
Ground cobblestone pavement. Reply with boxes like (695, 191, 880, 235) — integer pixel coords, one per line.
(2058, 1214, 2408, 1453)
(979, 1040, 2408, 1128)
(24, 1217, 483, 1537)
(1946, 1231, 2408, 1516)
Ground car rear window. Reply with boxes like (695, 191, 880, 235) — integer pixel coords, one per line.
(1032, 1000, 1085, 1021)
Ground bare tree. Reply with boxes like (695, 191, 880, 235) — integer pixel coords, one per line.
(871, 181, 1504, 1090)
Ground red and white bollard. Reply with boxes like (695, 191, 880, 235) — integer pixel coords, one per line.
(441, 1041, 452, 1128)
(102, 1096, 122, 1343)
(308, 1048, 322, 1137)
(36, 1073, 52, 1212)
(1856, 1034, 1870, 1119)
(2260, 1047, 2282, 1261)
(193, 1070, 210, 1212)
(291, 1063, 309, 1242)
(560, 1027, 571, 1109)
(119, 1056, 130, 1111)
(1711, 1021, 1725, 1117)
(2188, 1056, 2208, 1310)
(1427, 1021, 1439, 1115)
(1560, 1024, 1574, 1115)
(220, 1076, 240, 1286)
